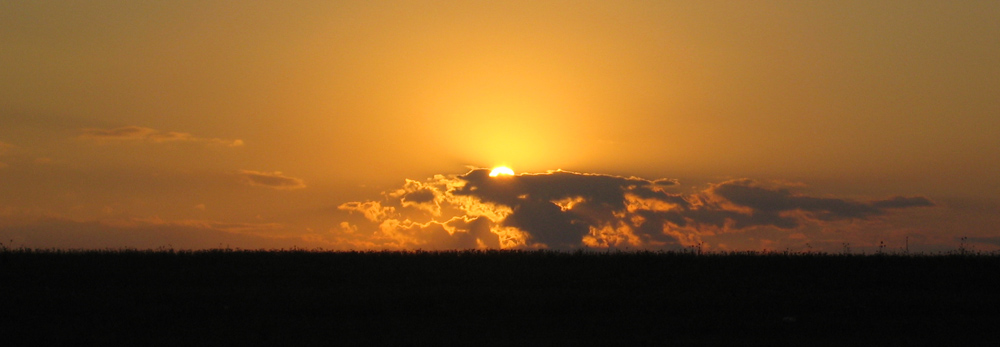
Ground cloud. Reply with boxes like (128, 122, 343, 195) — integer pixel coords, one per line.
(238, 170, 306, 190)
(451, 169, 683, 249)
(967, 236, 1000, 247)
(338, 201, 394, 222)
(79, 126, 243, 147)
(703, 179, 935, 227)
(390, 179, 444, 216)
(336, 169, 935, 251)
(871, 196, 935, 209)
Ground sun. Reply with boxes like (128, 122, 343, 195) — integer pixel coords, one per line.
(489, 166, 515, 177)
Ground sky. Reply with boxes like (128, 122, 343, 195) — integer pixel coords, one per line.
(2, 1, 998, 253)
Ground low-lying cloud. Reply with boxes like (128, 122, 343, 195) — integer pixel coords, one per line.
(80, 126, 243, 147)
(337, 169, 934, 250)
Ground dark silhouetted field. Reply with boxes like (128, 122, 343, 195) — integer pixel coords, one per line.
(2, 249, 998, 346)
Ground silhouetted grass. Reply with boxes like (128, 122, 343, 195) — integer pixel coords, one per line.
(2, 248, 999, 346)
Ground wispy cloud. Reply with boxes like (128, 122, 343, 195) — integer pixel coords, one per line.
(336, 169, 934, 251)
(79, 126, 243, 147)
(238, 170, 306, 190)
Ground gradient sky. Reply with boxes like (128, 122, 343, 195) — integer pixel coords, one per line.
(2, 1, 998, 252)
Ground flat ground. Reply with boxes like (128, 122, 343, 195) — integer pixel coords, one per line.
(2, 250, 998, 346)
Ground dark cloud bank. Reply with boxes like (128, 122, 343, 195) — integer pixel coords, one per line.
(339, 169, 933, 250)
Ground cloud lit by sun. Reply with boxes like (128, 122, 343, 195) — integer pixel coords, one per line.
(335, 168, 936, 252)
(489, 166, 515, 177)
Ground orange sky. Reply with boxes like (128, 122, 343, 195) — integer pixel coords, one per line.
(2, 1, 998, 252)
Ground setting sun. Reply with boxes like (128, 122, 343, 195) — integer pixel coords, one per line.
(489, 166, 515, 177)
(1, 1, 997, 254)
(3, 3, 998, 342)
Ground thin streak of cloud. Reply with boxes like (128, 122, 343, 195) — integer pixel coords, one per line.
(79, 126, 243, 147)
(967, 236, 1000, 247)
(238, 170, 306, 190)
(871, 196, 936, 209)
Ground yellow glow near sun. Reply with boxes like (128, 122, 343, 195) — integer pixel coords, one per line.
(489, 166, 515, 177)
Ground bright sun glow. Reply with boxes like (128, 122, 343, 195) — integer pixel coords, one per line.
(489, 166, 515, 177)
